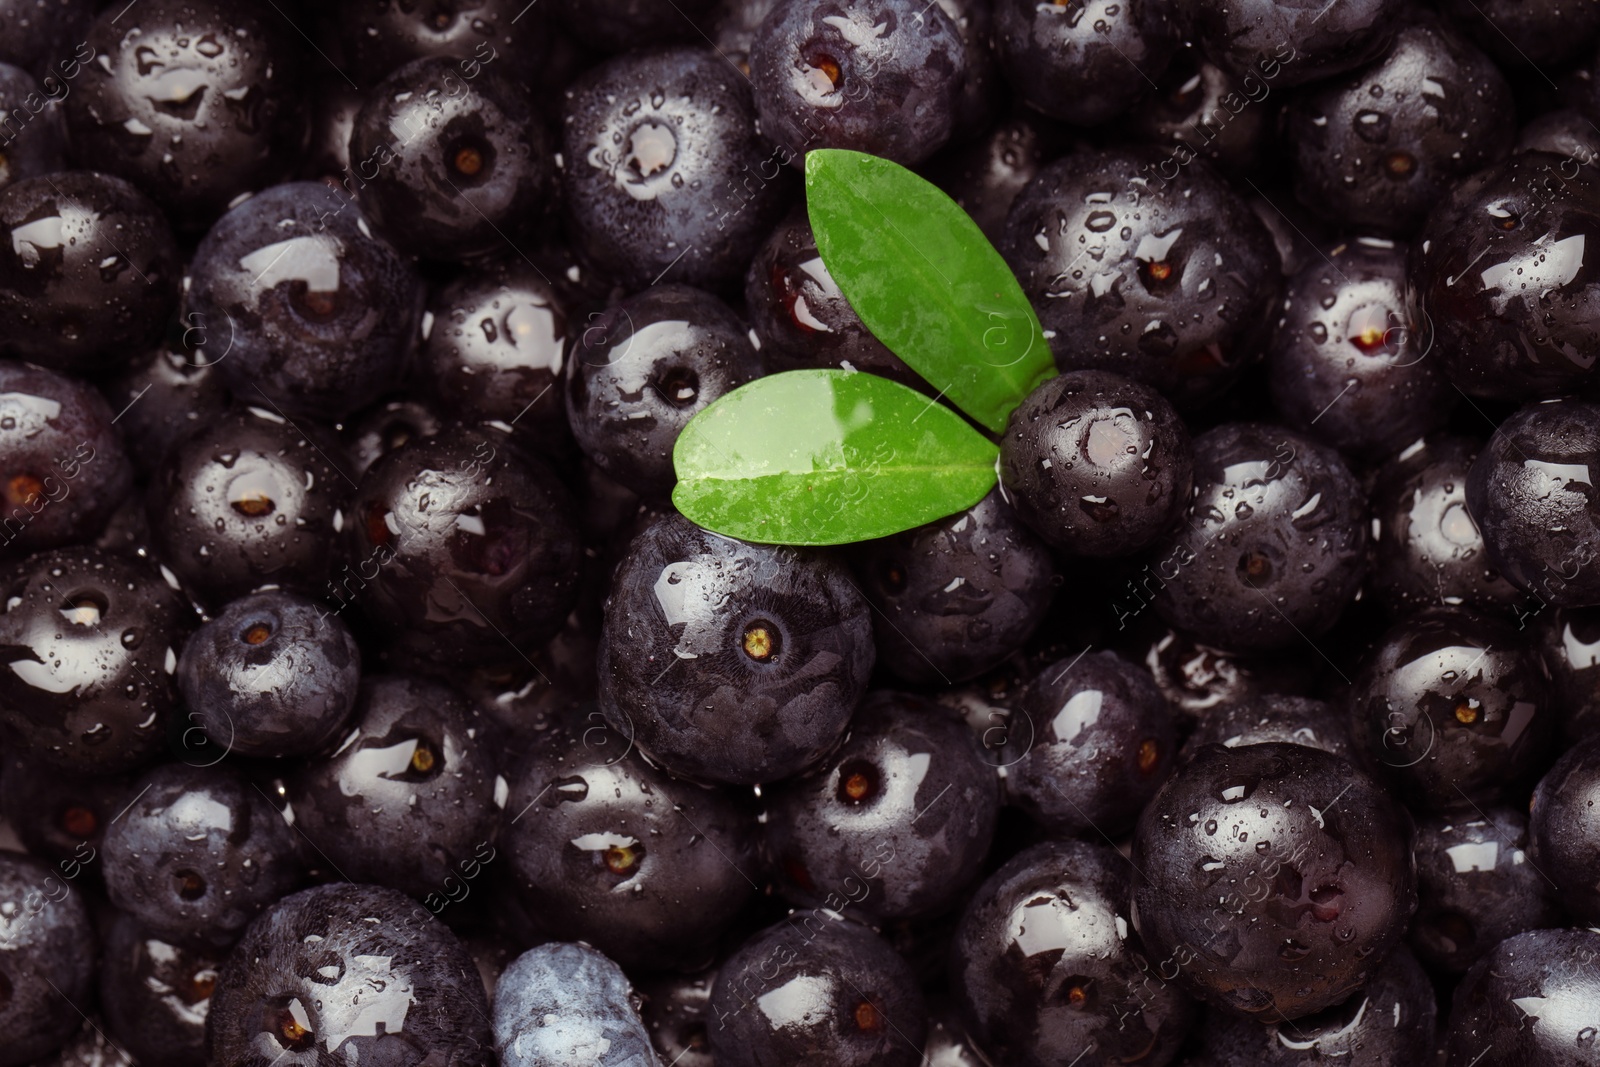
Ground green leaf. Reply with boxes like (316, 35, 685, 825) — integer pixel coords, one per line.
(805, 148, 1055, 434)
(672, 369, 998, 546)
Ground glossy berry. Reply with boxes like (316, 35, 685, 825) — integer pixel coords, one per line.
(1180, 694, 1352, 763)
(1003, 148, 1281, 407)
(102, 762, 300, 952)
(0, 171, 178, 372)
(850, 489, 1056, 684)
(1188, 0, 1399, 87)
(1466, 399, 1600, 609)
(952, 839, 1196, 1067)
(64, 0, 306, 225)
(207, 883, 492, 1067)
(492, 943, 659, 1067)
(345, 427, 583, 665)
(1151, 424, 1368, 654)
(0, 850, 95, 1066)
(562, 46, 790, 291)
(350, 56, 554, 263)
(765, 690, 1000, 920)
(1131, 742, 1416, 1021)
(1000, 369, 1193, 558)
(1267, 238, 1455, 459)
(420, 258, 569, 445)
(1529, 735, 1600, 924)
(599, 511, 874, 785)
(751, 0, 966, 166)
(1369, 436, 1522, 617)
(1348, 608, 1551, 810)
(1442, 928, 1600, 1067)
(148, 407, 350, 607)
(502, 712, 757, 970)
(287, 675, 501, 900)
(566, 284, 764, 499)
(1412, 152, 1600, 400)
(1193, 944, 1435, 1066)
(1286, 18, 1514, 235)
(0, 547, 189, 774)
(177, 590, 361, 759)
(100, 911, 221, 1067)
(708, 910, 928, 1067)
(0, 62, 64, 190)
(992, 0, 1178, 126)
(1411, 803, 1560, 974)
(1006, 650, 1177, 837)
(743, 206, 923, 388)
(0, 360, 134, 557)
(185, 181, 425, 421)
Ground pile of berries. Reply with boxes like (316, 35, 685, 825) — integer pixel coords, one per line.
(0, 0, 1596, 1065)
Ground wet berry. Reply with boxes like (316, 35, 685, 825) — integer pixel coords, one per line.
(64, 0, 306, 226)
(176, 590, 361, 759)
(148, 407, 350, 608)
(0, 171, 178, 373)
(344, 427, 582, 666)
(1150, 424, 1368, 654)
(750, 0, 967, 166)
(0, 547, 190, 774)
(286, 675, 502, 899)
(562, 46, 790, 291)
(1001, 369, 1193, 558)
(1131, 742, 1416, 1021)
(599, 511, 873, 785)
(185, 181, 425, 421)
(207, 883, 493, 1067)
(1348, 607, 1552, 810)
(1003, 147, 1280, 407)
(953, 839, 1197, 1066)
(1006, 650, 1178, 838)
(765, 690, 1000, 920)
(565, 284, 763, 499)
(349, 55, 554, 263)
(1466, 398, 1600, 609)
(102, 762, 301, 952)
(851, 489, 1057, 684)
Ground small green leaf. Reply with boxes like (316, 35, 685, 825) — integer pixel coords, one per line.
(805, 148, 1055, 434)
(672, 369, 998, 546)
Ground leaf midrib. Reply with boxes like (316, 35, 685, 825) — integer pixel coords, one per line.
(678, 461, 995, 481)
(822, 166, 987, 360)
(812, 159, 1041, 429)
